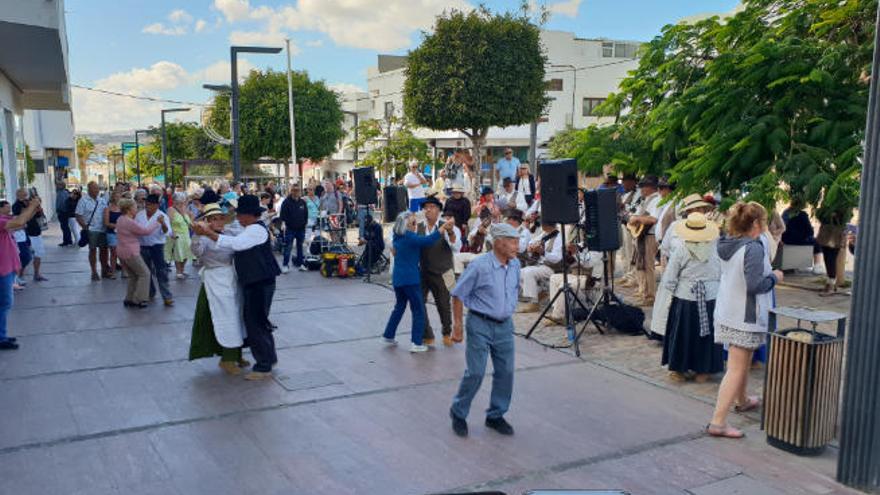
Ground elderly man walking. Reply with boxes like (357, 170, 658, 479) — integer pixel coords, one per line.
(75, 182, 110, 281)
(449, 223, 522, 438)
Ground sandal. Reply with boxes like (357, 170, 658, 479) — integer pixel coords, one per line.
(706, 423, 745, 439)
(734, 396, 761, 413)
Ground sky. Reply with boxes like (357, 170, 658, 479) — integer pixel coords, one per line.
(67, 0, 741, 134)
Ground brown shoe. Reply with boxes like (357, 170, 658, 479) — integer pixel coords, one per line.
(423, 338, 435, 346)
(668, 371, 687, 382)
(244, 371, 272, 381)
(694, 373, 711, 384)
(237, 358, 251, 368)
(442, 335, 453, 347)
(219, 360, 241, 375)
(517, 302, 539, 313)
(164, 299, 174, 307)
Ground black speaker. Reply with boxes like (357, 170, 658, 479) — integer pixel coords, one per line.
(353, 167, 377, 205)
(383, 185, 409, 223)
(539, 159, 579, 224)
(584, 188, 621, 251)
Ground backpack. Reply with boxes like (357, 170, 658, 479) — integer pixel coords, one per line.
(573, 302, 645, 335)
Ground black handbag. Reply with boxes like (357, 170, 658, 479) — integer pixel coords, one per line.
(78, 200, 100, 247)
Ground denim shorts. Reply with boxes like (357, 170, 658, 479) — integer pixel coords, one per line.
(106, 232, 117, 247)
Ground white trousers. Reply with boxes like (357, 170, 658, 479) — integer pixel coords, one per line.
(549, 272, 594, 320)
(620, 224, 635, 281)
(521, 265, 555, 301)
(454, 252, 479, 275)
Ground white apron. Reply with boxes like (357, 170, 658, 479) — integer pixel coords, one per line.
(201, 265, 246, 347)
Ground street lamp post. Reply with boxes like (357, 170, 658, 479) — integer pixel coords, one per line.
(134, 129, 151, 188)
(230, 45, 282, 183)
(160, 108, 190, 188)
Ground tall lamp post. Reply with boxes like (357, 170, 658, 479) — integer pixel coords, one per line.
(134, 129, 151, 188)
(837, 8, 880, 491)
(160, 108, 190, 188)
(230, 45, 282, 182)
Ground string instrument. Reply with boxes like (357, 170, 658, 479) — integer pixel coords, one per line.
(468, 216, 492, 253)
(627, 221, 646, 238)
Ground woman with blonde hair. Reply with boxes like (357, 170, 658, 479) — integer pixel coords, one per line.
(165, 191, 194, 279)
(707, 202, 784, 438)
(115, 198, 163, 308)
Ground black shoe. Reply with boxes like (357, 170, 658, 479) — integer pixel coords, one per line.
(123, 300, 135, 307)
(5, 337, 16, 343)
(485, 416, 514, 435)
(450, 409, 468, 437)
(0, 340, 20, 350)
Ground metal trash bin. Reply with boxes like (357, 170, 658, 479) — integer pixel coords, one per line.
(762, 307, 846, 455)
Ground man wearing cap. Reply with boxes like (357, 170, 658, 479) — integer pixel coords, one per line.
(449, 222, 521, 438)
(136, 194, 173, 306)
(418, 196, 461, 346)
(495, 148, 520, 186)
(193, 194, 281, 380)
(628, 175, 661, 306)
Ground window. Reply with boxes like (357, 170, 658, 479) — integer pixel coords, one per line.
(384, 101, 394, 119)
(602, 41, 638, 58)
(583, 97, 606, 117)
(545, 78, 564, 91)
(602, 41, 614, 58)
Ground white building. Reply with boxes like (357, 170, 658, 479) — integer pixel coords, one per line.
(23, 110, 75, 217)
(0, 0, 72, 212)
(338, 30, 640, 179)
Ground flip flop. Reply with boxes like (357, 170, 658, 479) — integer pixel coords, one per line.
(706, 423, 745, 439)
(734, 396, 761, 413)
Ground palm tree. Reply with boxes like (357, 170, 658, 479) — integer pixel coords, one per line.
(75, 136, 94, 185)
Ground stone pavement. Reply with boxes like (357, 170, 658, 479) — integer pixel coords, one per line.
(0, 229, 863, 494)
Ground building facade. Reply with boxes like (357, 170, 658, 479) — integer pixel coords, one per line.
(331, 30, 640, 181)
(0, 0, 72, 213)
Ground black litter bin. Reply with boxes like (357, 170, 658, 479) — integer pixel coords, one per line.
(762, 307, 846, 455)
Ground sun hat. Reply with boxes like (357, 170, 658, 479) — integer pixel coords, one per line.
(681, 193, 713, 212)
(197, 203, 225, 219)
(675, 212, 719, 243)
(451, 185, 466, 193)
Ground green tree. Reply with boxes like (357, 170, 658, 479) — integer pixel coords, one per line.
(209, 69, 345, 166)
(75, 136, 94, 184)
(349, 116, 430, 178)
(403, 4, 548, 192)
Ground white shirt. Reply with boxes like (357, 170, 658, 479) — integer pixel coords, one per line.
(404, 172, 425, 200)
(135, 209, 169, 246)
(422, 220, 462, 252)
(75, 194, 108, 231)
(516, 225, 531, 254)
(639, 192, 661, 235)
(530, 228, 564, 265)
(496, 189, 528, 212)
(217, 223, 268, 252)
(656, 201, 674, 241)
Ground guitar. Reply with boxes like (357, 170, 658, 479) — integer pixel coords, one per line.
(627, 221, 646, 238)
(468, 216, 492, 253)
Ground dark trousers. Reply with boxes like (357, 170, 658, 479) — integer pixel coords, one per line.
(821, 246, 840, 279)
(243, 280, 277, 372)
(58, 213, 73, 245)
(141, 244, 172, 300)
(422, 271, 452, 339)
(282, 228, 305, 267)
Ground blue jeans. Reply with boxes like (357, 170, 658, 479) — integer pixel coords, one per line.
(451, 312, 515, 420)
(141, 244, 172, 300)
(357, 205, 370, 239)
(409, 197, 426, 213)
(0, 272, 14, 341)
(382, 284, 425, 345)
(282, 228, 305, 267)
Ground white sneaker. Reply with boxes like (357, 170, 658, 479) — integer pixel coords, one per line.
(382, 337, 397, 345)
(409, 343, 429, 353)
(298, 265, 308, 272)
(281, 265, 290, 274)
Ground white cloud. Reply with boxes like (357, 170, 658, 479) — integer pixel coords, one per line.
(194, 19, 208, 33)
(548, 0, 582, 17)
(305, 39, 323, 48)
(329, 83, 366, 95)
(168, 9, 194, 24)
(99, 61, 190, 92)
(213, 0, 252, 22)
(142, 22, 187, 36)
(193, 59, 256, 83)
(214, 0, 472, 51)
(229, 28, 291, 48)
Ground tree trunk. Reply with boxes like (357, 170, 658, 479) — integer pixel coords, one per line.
(464, 127, 488, 200)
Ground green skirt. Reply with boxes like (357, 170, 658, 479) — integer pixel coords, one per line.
(189, 284, 242, 362)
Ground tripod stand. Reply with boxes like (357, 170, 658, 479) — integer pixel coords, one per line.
(525, 226, 592, 349)
(572, 250, 622, 356)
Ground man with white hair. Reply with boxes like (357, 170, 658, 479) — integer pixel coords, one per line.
(404, 159, 427, 212)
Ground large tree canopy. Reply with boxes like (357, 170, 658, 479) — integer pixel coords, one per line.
(404, 4, 548, 187)
(552, 0, 874, 221)
(209, 70, 344, 163)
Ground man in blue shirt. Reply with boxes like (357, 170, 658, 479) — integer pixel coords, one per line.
(449, 223, 522, 437)
(494, 148, 520, 187)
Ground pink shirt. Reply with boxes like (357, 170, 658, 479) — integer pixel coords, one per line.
(0, 216, 21, 276)
(116, 215, 159, 259)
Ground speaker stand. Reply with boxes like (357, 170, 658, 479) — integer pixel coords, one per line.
(525, 227, 592, 354)
(572, 250, 621, 355)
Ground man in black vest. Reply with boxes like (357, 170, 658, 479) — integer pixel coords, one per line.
(418, 196, 461, 347)
(193, 194, 281, 380)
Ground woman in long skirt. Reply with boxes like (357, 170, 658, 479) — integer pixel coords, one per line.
(657, 213, 724, 382)
(188, 203, 248, 375)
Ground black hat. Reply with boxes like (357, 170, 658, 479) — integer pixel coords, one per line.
(145, 194, 161, 204)
(504, 208, 524, 223)
(481, 186, 494, 196)
(200, 188, 219, 205)
(420, 196, 443, 209)
(622, 172, 637, 181)
(639, 175, 659, 188)
(235, 194, 265, 216)
(658, 176, 674, 189)
(605, 173, 619, 184)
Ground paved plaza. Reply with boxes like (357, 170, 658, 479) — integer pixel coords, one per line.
(0, 229, 863, 495)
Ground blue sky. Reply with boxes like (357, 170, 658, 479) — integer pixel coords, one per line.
(68, 0, 740, 133)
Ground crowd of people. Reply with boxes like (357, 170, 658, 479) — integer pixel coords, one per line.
(0, 156, 855, 440)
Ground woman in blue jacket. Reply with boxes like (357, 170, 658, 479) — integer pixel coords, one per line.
(382, 211, 446, 352)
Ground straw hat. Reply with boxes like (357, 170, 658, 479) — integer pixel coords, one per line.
(675, 212, 719, 242)
(197, 203, 225, 219)
(681, 193, 713, 212)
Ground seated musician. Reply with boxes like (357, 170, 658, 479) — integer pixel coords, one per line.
(503, 208, 531, 264)
(453, 208, 495, 275)
(518, 222, 564, 312)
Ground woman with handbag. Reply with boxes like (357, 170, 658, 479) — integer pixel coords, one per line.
(164, 192, 194, 279)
